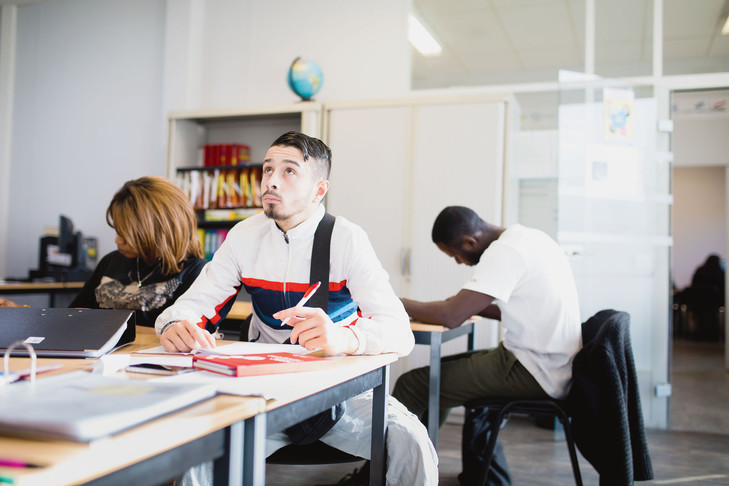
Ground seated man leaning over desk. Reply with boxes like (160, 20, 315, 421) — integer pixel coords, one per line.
(155, 131, 438, 486)
(391, 206, 582, 486)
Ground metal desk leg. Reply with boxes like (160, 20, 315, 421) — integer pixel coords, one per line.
(243, 413, 267, 486)
(370, 364, 389, 486)
(214, 420, 244, 485)
(428, 333, 442, 450)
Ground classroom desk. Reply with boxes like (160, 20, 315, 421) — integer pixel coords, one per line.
(0, 281, 85, 307)
(229, 300, 253, 319)
(410, 320, 477, 450)
(221, 353, 395, 485)
(0, 326, 396, 486)
(228, 300, 478, 450)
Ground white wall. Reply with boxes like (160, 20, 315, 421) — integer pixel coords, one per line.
(199, 0, 411, 109)
(2, 0, 412, 278)
(672, 166, 726, 290)
(672, 90, 729, 168)
(0, 6, 17, 280)
(5, 0, 167, 278)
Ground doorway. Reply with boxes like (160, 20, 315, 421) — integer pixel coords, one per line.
(669, 88, 729, 434)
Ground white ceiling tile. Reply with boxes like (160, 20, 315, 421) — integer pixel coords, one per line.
(496, 2, 579, 50)
(429, 10, 513, 55)
(412, 49, 469, 78)
(707, 36, 729, 56)
(518, 46, 582, 69)
(596, 41, 648, 64)
(595, 0, 649, 42)
(490, 0, 566, 8)
(415, 0, 488, 13)
(568, 0, 586, 42)
(458, 51, 525, 74)
(411, 0, 727, 88)
(664, 37, 714, 59)
(664, 0, 726, 38)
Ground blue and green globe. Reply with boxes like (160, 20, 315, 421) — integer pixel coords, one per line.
(287, 57, 323, 101)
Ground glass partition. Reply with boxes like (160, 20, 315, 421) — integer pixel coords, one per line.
(557, 70, 671, 428)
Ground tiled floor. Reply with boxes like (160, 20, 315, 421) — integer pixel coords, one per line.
(266, 338, 729, 485)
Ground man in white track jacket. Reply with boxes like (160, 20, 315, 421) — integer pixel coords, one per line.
(156, 131, 437, 486)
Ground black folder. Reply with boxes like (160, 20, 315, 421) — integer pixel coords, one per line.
(0, 307, 136, 358)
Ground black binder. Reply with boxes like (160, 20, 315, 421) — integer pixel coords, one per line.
(0, 307, 135, 358)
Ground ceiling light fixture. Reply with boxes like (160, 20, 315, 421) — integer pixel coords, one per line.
(722, 14, 729, 35)
(409, 14, 442, 56)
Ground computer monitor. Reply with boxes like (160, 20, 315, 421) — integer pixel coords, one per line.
(58, 215, 75, 256)
(31, 215, 93, 282)
(40, 215, 82, 270)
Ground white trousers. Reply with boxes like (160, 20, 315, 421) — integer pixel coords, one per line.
(267, 391, 439, 486)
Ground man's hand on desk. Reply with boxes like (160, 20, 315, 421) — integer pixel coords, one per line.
(160, 320, 216, 352)
(274, 305, 359, 355)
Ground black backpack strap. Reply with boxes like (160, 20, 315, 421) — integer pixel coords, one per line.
(308, 212, 335, 312)
(284, 212, 344, 445)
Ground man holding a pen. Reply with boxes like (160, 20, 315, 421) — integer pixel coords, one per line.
(155, 131, 437, 485)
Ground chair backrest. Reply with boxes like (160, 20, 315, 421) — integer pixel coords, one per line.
(568, 309, 654, 484)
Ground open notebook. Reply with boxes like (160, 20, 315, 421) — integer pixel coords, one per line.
(0, 371, 216, 441)
(0, 307, 135, 358)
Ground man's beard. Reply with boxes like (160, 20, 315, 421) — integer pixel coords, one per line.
(262, 190, 286, 221)
(263, 204, 284, 220)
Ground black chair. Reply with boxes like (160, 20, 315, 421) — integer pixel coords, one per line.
(462, 397, 583, 486)
(462, 309, 654, 486)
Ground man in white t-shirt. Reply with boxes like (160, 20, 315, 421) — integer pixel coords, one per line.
(392, 206, 581, 485)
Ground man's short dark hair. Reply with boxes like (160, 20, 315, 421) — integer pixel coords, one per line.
(432, 206, 483, 246)
(270, 131, 331, 179)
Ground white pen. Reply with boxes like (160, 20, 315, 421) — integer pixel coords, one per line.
(280, 281, 321, 326)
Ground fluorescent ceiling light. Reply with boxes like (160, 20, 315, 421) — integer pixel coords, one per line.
(409, 14, 442, 56)
(723, 14, 729, 35)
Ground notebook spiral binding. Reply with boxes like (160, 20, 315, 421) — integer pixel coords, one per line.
(3, 340, 37, 386)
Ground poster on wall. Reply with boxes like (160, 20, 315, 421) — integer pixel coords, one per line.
(603, 87, 634, 141)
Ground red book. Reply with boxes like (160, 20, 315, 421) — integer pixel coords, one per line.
(193, 352, 330, 377)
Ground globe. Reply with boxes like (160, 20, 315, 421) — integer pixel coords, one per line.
(287, 57, 323, 101)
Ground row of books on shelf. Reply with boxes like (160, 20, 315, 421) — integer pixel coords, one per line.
(201, 143, 251, 167)
(178, 166, 262, 210)
(202, 208, 261, 222)
(198, 228, 229, 260)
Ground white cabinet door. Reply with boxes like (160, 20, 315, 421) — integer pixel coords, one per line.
(409, 101, 506, 301)
(325, 105, 412, 296)
(326, 98, 507, 301)
(325, 98, 510, 384)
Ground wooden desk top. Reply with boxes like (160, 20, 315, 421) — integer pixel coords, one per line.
(0, 281, 85, 292)
(0, 326, 265, 486)
(228, 301, 478, 335)
(411, 316, 481, 333)
(0, 326, 399, 486)
(0, 393, 265, 486)
(228, 300, 253, 319)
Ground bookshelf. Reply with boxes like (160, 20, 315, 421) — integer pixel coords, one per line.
(166, 103, 323, 258)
